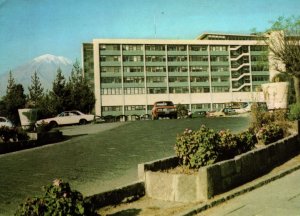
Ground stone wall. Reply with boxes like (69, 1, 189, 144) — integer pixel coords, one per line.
(139, 133, 300, 202)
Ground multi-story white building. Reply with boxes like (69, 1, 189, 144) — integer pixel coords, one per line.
(82, 33, 270, 117)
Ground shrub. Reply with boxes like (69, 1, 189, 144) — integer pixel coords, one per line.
(236, 129, 257, 154)
(175, 126, 258, 169)
(176, 104, 188, 119)
(218, 130, 238, 160)
(174, 125, 219, 169)
(0, 127, 29, 143)
(256, 124, 284, 145)
(15, 179, 95, 216)
(288, 103, 300, 120)
(36, 121, 53, 133)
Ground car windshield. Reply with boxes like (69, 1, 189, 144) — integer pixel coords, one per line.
(156, 101, 174, 106)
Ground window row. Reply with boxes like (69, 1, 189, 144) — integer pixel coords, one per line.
(99, 44, 268, 53)
(100, 55, 228, 62)
(99, 44, 231, 52)
(99, 85, 232, 95)
(101, 76, 230, 83)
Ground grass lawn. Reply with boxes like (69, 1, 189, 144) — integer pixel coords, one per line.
(0, 116, 250, 215)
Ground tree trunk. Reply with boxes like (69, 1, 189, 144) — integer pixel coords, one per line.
(293, 76, 300, 103)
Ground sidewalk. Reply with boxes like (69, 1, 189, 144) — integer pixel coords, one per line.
(98, 154, 300, 216)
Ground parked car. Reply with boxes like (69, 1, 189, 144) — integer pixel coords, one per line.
(192, 111, 207, 118)
(0, 117, 14, 128)
(36, 110, 95, 127)
(207, 108, 237, 117)
(151, 101, 177, 120)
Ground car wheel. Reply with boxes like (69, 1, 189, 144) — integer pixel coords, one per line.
(50, 121, 58, 128)
(79, 119, 87, 125)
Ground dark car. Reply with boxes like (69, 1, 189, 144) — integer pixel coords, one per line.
(151, 101, 177, 120)
(192, 111, 207, 118)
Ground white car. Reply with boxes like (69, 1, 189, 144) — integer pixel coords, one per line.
(0, 117, 13, 128)
(36, 110, 95, 127)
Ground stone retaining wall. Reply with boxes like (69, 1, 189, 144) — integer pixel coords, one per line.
(138, 133, 300, 202)
(85, 181, 145, 209)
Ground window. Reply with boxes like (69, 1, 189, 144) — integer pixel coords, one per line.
(168, 77, 188, 82)
(101, 77, 122, 83)
(190, 76, 209, 82)
(211, 66, 228, 72)
(168, 66, 188, 72)
(250, 45, 268, 51)
(189, 45, 207, 51)
(191, 87, 210, 93)
(211, 76, 229, 82)
(100, 44, 120, 51)
(147, 76, 166, 83)
(252, 65, 269, 71)
(100, 67, 121, 73)
(190, 66, 208, 72)
(169, 87, 189, 93)
(124, 88, 146, 94)
(147, 87, 167, 94)
(123, 56, 143, 62)
(189, 56, 208, 62)
(100, 56, 121, 62)
(125, 105, 145, 111)
(251, 55, 268, 62)
(146, 66, 166, 72)
(210, 56, 228, 62)
(211, 86, 229, 92)
(252, 76, 269, 82)
(123, 77, 144, 83)
(167, 45, 186, 51)
(145, 45, 165, 51)
(124, 67, 144, 72)
(168, 56, 187, 62)
(102, 106, 122, 111)
(122, 44, 143, 51)
(146, 56, 166, 62)
(101, 88, 123, 95)
(210, 46, 228, 51)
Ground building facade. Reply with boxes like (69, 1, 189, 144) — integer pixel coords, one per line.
(82, 33, 270, 117)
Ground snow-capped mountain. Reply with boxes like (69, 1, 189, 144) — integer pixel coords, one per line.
(0, 54, 73, 96)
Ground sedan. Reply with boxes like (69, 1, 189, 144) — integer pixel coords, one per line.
(0, 117, 14, 128)
(36, 110, 95, 127)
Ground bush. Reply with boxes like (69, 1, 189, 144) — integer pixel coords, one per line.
(175, 126, 257, 169)
(256, 124, 284, 145)
(0, 127, 29, 143)
(176, 104, 188, 119)
(288, 103, 300, 120)
(36, 121, 53, 133)
(15, 179, 95, 216)
(236, 129, 257, 154)
(218, 130, 238, 160)
(174, 126, 219, 169)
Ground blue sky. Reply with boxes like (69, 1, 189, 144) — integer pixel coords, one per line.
(0, 0, 300, 75)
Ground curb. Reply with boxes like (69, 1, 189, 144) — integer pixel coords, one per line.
(178, 162, 300, 216)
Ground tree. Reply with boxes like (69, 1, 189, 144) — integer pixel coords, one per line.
(6, 70, 15, 94)
(28, 71, 44, 108)
(50, 67, 70, 113)
(3, 81, 27, 125)
(67, 60, 95, 113)
(267, 16, 300, 103)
